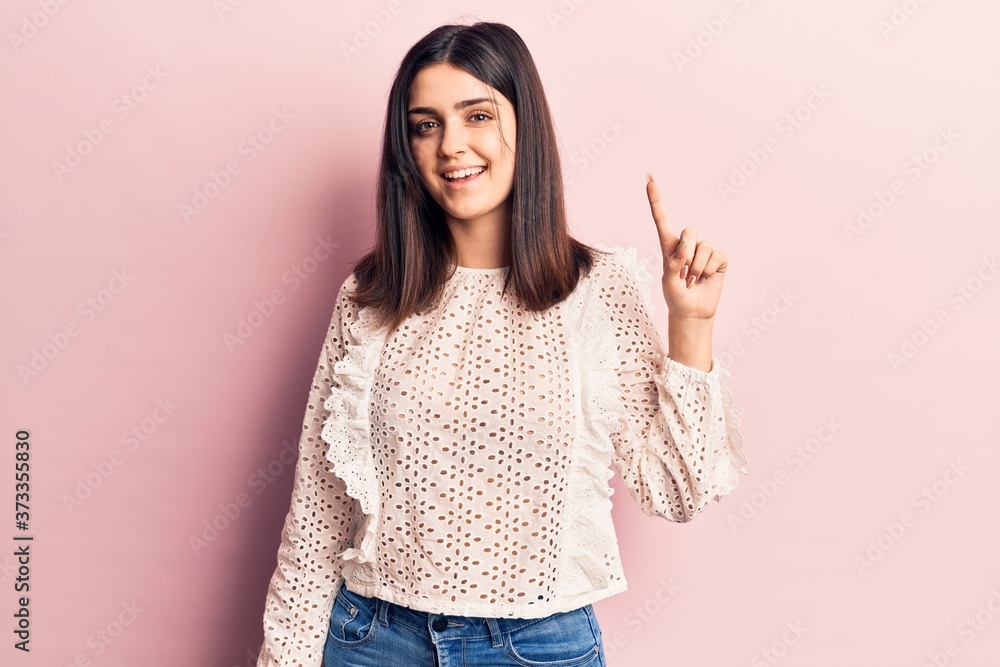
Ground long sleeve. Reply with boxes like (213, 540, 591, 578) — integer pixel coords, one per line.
(257, 279, 363, 666)
(586, 248, 748, 523)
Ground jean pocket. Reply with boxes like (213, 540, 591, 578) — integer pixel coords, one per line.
(326, 585, 379, 648)
(504, 605, 602, 667)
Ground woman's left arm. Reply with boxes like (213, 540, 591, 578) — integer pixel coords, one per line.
(595, 247, 748, 523)
(597, 175, 749, 522)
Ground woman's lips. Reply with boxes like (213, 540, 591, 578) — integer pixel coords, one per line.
(441, 167, 486, 190)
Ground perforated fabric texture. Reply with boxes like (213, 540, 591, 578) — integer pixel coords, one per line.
(256, 244, 748, 666)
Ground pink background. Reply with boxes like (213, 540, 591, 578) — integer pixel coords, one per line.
(2, 1, 999, 665)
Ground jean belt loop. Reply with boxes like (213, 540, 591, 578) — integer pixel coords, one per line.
(377, 595, 390, 627)
(484, 617, 503, 648)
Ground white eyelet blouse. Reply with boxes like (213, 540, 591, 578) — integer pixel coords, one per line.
(256, 244, 748, 666)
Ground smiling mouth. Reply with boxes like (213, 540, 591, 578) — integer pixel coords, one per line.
(441, 166, 487, 182)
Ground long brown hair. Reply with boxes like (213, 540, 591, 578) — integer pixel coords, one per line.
(349, 21, 608, 335)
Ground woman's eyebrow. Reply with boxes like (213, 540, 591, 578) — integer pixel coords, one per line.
(407, 97, 498, 115)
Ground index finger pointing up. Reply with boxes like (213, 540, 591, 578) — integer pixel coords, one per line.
(645, 173, 678, 248)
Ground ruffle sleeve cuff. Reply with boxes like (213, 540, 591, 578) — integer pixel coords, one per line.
(659, 355, 749, 506)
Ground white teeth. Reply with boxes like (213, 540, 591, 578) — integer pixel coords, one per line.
(443, 166, 485, 180)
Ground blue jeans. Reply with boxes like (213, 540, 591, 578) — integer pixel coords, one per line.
(324, 584, 607, 667)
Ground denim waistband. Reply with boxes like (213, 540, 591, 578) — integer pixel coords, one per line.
(357, 589, 590, 649)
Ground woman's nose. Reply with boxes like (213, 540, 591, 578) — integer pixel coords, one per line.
(438, 120, 467, 156)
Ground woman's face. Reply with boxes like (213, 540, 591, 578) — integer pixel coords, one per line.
(407, 63, 516, 231)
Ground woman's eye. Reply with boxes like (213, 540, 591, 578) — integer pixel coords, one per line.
(412, 112, 492, 135)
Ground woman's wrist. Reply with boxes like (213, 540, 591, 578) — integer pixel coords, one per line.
(667, 315, 714, 372)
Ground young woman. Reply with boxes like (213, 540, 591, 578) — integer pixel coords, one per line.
(256, 21, 747, 667)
